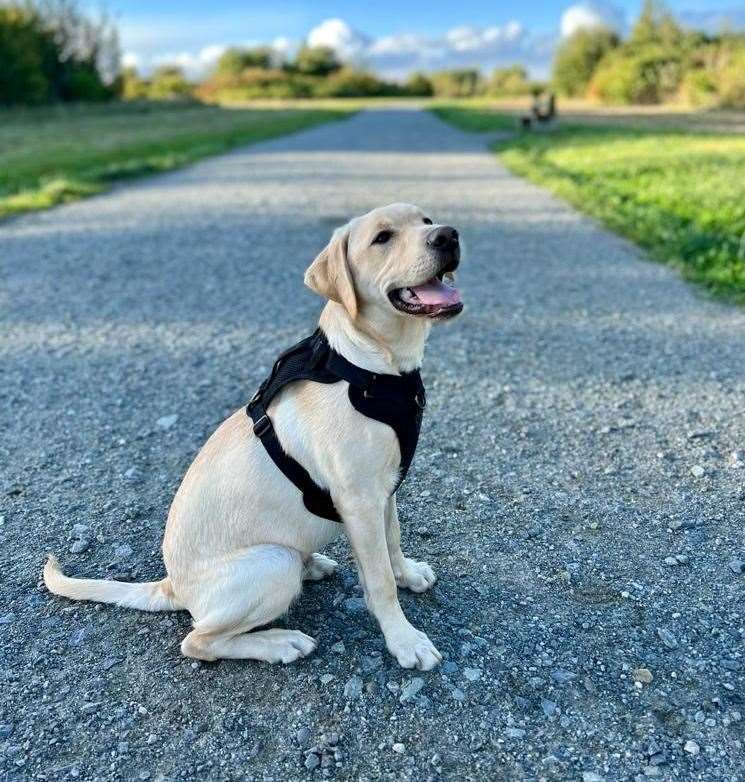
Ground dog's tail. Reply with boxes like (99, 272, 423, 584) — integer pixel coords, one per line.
(43, 554, 182, 612)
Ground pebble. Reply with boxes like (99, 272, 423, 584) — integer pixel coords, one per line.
(392, 742, 406, 754)
(70, 540, 90, 554)
(400, 677, 425, 703)
(156, 414, 178, 430)
(583, 773, 605, 782)
(541, 699, 558, 716)
(343, 675, 363, 700)
(114, 544, 133, 559)
(633, 668, 653, 684)
(463, 668, 482, 682)
(320, 674, 334, 685)
(0, 614, 14, 625)
(296, 727, 311, 746)
(657, 628, 679, 650)
(70, 523, 90, 540)
(0, 724, 12, 739)
(304, 754, 320, 770)
(683, 740, 700, 755)
(728, 558, 744, 575)
(330, 641, 346, 654)
(451, 687, 466, 701)
(442, 661, 459, 675)
(343, 597, 366, 614)
(551, 669, 577, 684)
(664, 554, 688, 566)
(690, 465, 705, 478)
(504, 727, 525, 739)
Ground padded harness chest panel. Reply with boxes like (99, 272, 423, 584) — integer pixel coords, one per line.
(246, 329, 425, 522)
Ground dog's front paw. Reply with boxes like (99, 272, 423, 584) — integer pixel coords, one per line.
(385, 624, 442, 671)
(395, 558, 437, 593)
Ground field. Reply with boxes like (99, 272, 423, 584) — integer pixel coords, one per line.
(0, 102, 351, 218)
(433, 104, 745, 302)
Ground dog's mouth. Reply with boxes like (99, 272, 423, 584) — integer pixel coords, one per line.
(388, 272, 463, 319)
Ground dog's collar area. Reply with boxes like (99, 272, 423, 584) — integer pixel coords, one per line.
(247, 329, 426, 523)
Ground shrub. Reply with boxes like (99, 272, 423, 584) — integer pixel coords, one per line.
(293, 46, 341, 77)
(589, 46, 683, 103)
(314, 68, 400, 98)
(197, 69, 314, 101)
(487, 65, 533, 96)
(215, 46, 273, 76)
(0, 6, 51, 104)
(147, 66, 193, 100)
(429, 69, 482, 98)
(404, 72, 434, 97)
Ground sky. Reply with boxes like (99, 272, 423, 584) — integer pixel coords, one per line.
(109, 1, 745, 79)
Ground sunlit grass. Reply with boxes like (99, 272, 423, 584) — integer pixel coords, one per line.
(0, 101, 352, 218)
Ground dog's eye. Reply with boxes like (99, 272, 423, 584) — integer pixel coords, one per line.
(422, 217, 433, 225)
(372, 230, 393, 245)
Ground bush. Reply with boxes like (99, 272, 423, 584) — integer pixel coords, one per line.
(215, 47, 273, 76)
(552, 27, 619, 97)
(314, 68, 400, 98)
(487, 65, 533, 96)
(589, 46, 683, 103)
(429, 69, 482, 98)
(197, 69, 314, 101)
(147, 66, 193, 101)
(404, 72, 433, 97)
(293, 46, 341, 77)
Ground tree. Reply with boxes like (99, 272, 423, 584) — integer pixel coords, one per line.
(293, 45, 341, 77)
(404, 72, 433, 96)
(429, 69, 482, 98)
(488, 65, 532, 96)
(214, 46, 272, 76)
(0, 6, 51, 104)
(552, 26, 619, 97)
(630, 0, 683, 50)
(148, 66, 192, 100)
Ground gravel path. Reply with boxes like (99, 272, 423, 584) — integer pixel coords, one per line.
(1, 108, 744, 782)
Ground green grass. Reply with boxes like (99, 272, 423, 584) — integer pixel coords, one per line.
(0, 102, 352, 218)
(432, 106, 745, 303)
(430, 103, 518, 132)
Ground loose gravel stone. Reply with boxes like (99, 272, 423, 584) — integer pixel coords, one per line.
(3, 108, 744, 782)
(728, 558, 744, 574)
(343, 676, 363, 700)
(657, 628, 679, 650)
(399, 678, 425, 703)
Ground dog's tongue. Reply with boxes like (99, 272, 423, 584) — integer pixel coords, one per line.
(411, 278, 461, 306)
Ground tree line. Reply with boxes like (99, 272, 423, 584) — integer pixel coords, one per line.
(553, 0, 745, 107)
(2, 0, 744, 108)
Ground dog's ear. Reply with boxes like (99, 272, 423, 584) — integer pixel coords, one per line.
(304, 226, 358, 319)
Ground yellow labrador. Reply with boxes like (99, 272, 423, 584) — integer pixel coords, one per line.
(44, 203, 463, 670)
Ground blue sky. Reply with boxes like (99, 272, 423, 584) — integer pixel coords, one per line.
(109, 1, 745, 78)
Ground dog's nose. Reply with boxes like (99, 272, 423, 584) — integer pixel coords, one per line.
(427, 226, 459, 251)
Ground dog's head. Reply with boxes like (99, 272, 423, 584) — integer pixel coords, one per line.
(305, 203, 463, 322)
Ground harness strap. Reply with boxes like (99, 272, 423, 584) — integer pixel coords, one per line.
(248, 398, 340, 522)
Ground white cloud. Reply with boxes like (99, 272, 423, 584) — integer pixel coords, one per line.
(560, 2, 624, 38)
(151, 44, 227, 78)
(121, 52, 140, 70)
(304, 17, 544, 78)
(307, 18, 370, 60)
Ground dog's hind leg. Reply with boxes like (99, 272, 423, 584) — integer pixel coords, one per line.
(179, 544, 316, 664)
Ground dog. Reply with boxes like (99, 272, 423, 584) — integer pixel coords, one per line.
(44, 202, 463, 671)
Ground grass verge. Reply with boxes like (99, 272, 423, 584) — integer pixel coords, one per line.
(432, 106, 745, 303)
(430, 104, 518, 132)
(0, 102, 352, 219)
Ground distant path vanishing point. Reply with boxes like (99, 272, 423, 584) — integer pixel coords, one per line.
(2, 108, 744, 781)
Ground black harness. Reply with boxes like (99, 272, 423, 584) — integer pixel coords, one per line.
(247, 329, 426, 523)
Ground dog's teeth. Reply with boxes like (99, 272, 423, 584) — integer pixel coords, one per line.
(400, 288, 418, 303)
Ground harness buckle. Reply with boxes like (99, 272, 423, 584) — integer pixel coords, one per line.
(252, 414, 272, 437)
(414, 392, 426, 409)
